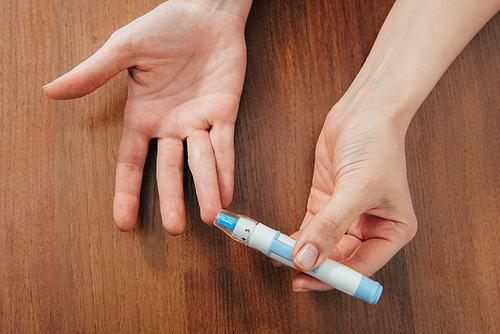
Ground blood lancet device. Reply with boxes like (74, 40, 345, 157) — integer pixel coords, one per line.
(214, 210, 383, 304)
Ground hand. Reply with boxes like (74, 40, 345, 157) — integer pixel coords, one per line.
(44, 1, 251, 234)
(286, 0, 500, 291)
(289, 97, 418, 292)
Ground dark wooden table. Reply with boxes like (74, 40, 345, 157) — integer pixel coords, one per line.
(2, 0, 499, 332)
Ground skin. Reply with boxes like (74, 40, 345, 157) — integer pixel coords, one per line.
(44, 0, 500, 292)
(289, 0, 500, 292)
(44, 0, 252, 235)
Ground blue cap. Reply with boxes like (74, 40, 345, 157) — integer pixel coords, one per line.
(353, 276, 383, 304)
(217, 213, 238, 231)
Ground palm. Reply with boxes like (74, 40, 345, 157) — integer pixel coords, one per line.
(124, 2, 246, 121)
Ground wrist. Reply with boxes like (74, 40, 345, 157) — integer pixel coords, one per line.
(334, 64, 423, 136)
(183, 0, 253, 21)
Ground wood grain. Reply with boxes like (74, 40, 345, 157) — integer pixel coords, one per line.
(1, 0, 499, 332)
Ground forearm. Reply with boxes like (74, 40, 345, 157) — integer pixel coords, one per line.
(339, 0, 500, 130)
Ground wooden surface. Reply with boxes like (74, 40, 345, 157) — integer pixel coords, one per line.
(1, 0, 499, 333)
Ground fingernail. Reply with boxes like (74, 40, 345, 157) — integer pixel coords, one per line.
(295, 244, 319, 271)
(293, 287, 311, 293)
(42, 83, 50, 89)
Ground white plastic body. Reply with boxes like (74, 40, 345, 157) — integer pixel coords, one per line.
(215, 211, 381, 303)
(245, 222, 361, 296)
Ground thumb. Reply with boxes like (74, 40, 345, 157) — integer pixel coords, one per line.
(292, 185, 373, 272)
(43, 32, 131, 100)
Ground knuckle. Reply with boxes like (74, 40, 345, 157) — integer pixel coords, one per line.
(405, 216, 418, 241)
(401, 208, 418, 238)
(116, 160, 143, 174)
(393, 213, 418, 244)
(85, 68, 101, 90)
(109, 27, 130, 49)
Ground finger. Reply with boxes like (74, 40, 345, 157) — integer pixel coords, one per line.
(299, 210, 315, 230)
(272, 231, 360, 270)
(292, 231, 413, 292)
(157, 137, 186, 236)
(187, 131, 222, 224)
(292, 273, 332, 292)
(290, 235, 375, 292)
(113, 126, 149, 231)
(340, 223, 416, 277)
(209, 123, 235, 208)
(293, 185, 371, 272)
(43, 30, 131, 100)
(327, 233, 364, 262)
(290, 236, 392, 292)
(270, 258, 285, 267)
(299, 183, 333, 231)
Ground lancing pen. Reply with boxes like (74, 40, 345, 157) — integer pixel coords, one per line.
(214, 210, 383, 304)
